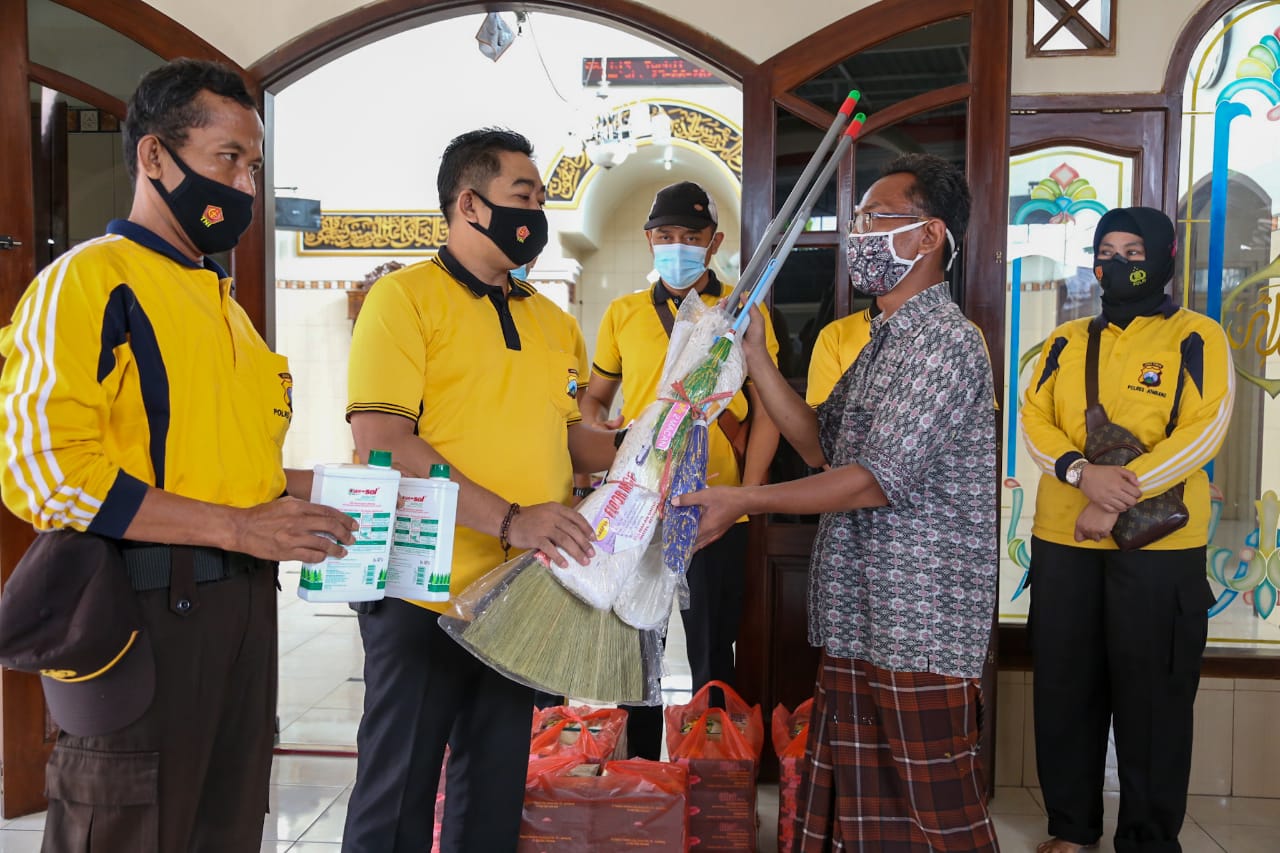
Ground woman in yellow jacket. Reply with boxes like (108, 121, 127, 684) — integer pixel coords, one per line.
(1020, 207, 1234, 853)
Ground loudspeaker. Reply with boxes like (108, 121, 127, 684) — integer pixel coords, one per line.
(275, 197, 322, 232)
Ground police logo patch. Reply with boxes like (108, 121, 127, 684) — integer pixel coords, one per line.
(1129, 268, 1148, 286)
(1140, 362, 1163, 387)
(276, 372, 294, 420)
(565, 367, 578, 399)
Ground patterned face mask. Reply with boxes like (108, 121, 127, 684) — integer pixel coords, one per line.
(845, 219, 927, 296)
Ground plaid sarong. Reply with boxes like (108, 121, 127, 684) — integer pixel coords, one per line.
(792, 653, 999, 852)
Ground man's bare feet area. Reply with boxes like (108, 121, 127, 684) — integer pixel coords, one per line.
(1036, 839, 1097, 853)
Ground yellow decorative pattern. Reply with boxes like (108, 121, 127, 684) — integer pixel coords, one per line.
(545, 101, 742, 206)
(300, 212, 449, 255)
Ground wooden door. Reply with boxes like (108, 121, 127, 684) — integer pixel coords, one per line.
(737, 0, 1012, 782)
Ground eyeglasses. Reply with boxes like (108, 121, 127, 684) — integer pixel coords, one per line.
(848, 211, 929, 235)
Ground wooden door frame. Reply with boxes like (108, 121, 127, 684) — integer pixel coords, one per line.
(0, 0, 243, 818)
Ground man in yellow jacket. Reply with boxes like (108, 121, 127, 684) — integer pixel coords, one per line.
(0, 59, 355, 851)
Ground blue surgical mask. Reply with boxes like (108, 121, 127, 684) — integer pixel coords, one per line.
(652, 243, 709, 290)
(511, 265, 528, 280)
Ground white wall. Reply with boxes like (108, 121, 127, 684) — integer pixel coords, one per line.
(145, 0, 1213, 95)
(142, 0, 877, 70)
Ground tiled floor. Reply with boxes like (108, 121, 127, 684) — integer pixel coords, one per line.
(4, 574, 1279, 850)
(5, 758, 1280, 851)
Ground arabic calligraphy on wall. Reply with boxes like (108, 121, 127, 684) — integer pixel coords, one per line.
(300, 212, 449, 255)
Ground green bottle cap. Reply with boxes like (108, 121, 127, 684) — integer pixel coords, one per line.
(429, 463, 451, 479)
(368, 449, 392, 468)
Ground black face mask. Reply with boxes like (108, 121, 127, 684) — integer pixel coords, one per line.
(1095, 257, 1168, 326)
(149, 142, 254, 256)
(467, 190, 548, 268)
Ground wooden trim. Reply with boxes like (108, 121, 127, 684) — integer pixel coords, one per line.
(49, 0, 242, 71)
(774, 92, 835, 132)
(1162, 0, 1244, 97)
(251, 0, 754, 92)
(28, 62, 127, 118)
(740, 66, 774, 283)
(762, 0, 973, 96)
(857, 83, 970, 138)
(998, 625, 1280, 679)
(1009, 92, 1172, 113)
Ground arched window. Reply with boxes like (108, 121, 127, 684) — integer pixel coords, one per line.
(1176, 0, 1280, 642)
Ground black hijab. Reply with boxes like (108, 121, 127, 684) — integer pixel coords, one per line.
(1092, 206, 1176, 327)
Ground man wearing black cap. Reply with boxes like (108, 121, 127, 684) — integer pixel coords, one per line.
(0, 59, 355, 851)
(1022, 206, 1235, 853)
(580, 181, 780, 758)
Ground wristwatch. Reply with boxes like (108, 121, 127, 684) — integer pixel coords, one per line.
(1065, 458, 1089, 488)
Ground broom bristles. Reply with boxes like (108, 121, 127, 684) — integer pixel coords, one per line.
(458, 562, 649, 704)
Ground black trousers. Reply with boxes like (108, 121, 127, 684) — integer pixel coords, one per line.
(41, 562, 277, 853)
(1028, 538, 1213, 853)
(624, 522, 748, 760)
(342, 598, 534, 853)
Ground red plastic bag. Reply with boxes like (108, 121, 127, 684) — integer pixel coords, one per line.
(519, 757, 689, 851)
(771, 698, 813, 759)
(670, 708, 757, 761)
(772, 700, 814, 852)
(664, 680, 764, 761)
(530, 705, 628, 763)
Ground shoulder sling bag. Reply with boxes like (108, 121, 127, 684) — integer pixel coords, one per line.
(1082, 314, 1189, 551)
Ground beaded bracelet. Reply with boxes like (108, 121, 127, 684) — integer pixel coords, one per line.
(499, 502, 521, 558)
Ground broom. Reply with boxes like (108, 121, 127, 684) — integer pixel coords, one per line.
(454, 558, 649, 703)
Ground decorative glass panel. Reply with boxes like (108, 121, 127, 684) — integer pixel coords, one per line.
(1177, 0, 1280, 650)
(999, 146, 1133, 624)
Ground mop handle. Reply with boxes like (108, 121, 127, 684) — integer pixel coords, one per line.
(730, 113, 868, 334)
(725, 90, 861, 309)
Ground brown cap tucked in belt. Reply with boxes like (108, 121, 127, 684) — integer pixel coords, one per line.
(0, 530, 154, 736)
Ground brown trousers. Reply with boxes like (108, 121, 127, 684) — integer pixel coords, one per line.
(41, 561, 278, 853)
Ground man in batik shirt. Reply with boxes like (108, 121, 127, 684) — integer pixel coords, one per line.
(677, 153, 999, 852)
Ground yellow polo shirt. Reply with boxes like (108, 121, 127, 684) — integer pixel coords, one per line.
(590, 276, 779, 493)
(1021, 308, 1235, 550)
(0, 221, 290, 536)
(347, 251, 588, 613)
(805, 308, 875, 406)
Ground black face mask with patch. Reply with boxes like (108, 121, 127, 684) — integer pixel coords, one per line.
(1092, 206, 1177, 327)
(467, 190, 548, 268)
(150, 141, 254, 256)
(1095, 257, 1169, 325)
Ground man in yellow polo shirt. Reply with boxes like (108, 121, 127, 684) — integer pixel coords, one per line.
(806, 302, 879, 406)
(342, 128, 616, 853)
(581, 181, 780, 758)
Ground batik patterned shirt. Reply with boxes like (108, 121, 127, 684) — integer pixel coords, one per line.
(810, 282, 997, 679)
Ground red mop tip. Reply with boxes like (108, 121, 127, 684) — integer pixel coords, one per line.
(838, 90, 861, 116)
(844, 113, 867, 137)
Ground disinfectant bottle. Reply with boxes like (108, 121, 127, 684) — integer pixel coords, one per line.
(298, 449, 400, 602)
(385, 463, 459, 602)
